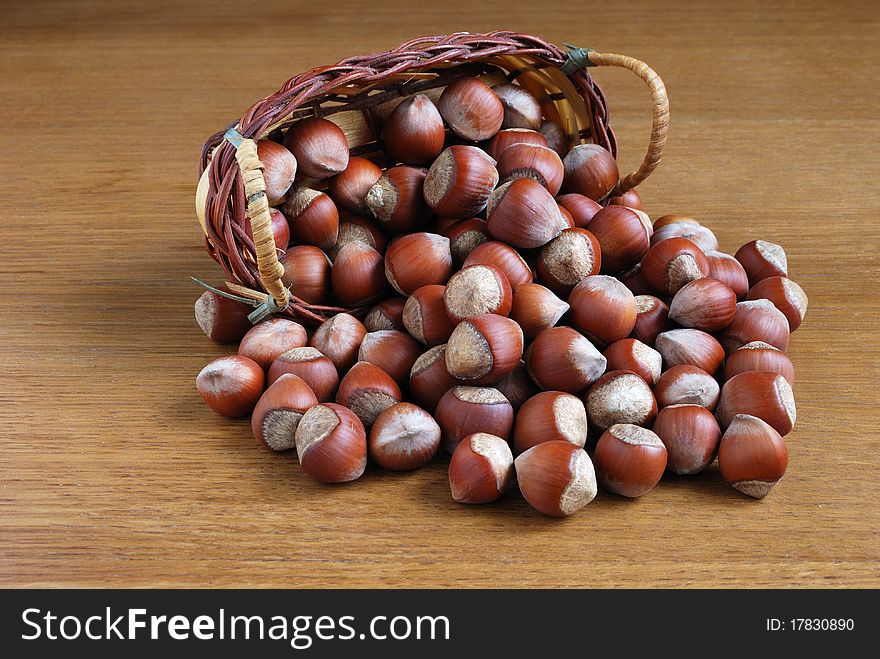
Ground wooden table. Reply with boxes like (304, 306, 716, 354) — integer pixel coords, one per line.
(1, 0, 877, 588)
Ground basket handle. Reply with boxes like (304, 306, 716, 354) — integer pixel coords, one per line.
(584, 51, 669, 194)
(229, 135, 291, 309)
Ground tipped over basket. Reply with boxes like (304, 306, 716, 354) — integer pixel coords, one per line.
(196, 31, 668, 325)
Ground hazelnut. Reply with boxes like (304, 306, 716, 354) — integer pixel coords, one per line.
(442, 217, 491, 266)
(294, 403, 367, 483)
(423, 146, 499, 219)
(409, 344, 461, 412)
(335, 361, 401, 428)
(309, 313, 367, 374)
(403, 285, 457, 346)
(330, 242, 388, 306)
(496, 143, 564, 195)
(486, 179, 568, 249)
(652, 404, 720, 474)
(268, 347, 339, 401)
(238, 318, 308, 370)
(538, 120, 569, 158)
(607, 188, 644, 211)
(251, 374, 319, 451)
(438, 78, 504, 141)
(255, 140, 297, 205)
(327, 216, 387, 260)
(357, 330, 422, 388)
(718, 299, 790, 353)
(196, 355, 265, 418)
(434, 385, 514, 453)
(364, 297, 406, 332)
(283, 188, 340, 251)
(555, 193, 603, 229)
(492, 83, 543, 130)
(723, 341, 795, 384)
(618, 262, 655, 297)
(654, 329, 725, 374)
(602, 338, 662, 385)
(515, 441, 597, 517)
(525, 326, 607, 394)
(492, 360, 539, 411)
(485, 128, 548, 161)
(651, 221, 719, 253)
(653, 214, 696, 230)
(369, 402, 441, 470)
(514, 391, 588, 454)
(640, 237, 710, 296)
(448, 433, 513, 504)
(509, 283, 570, 339)
(536, 228, 602, 296)
(443, 264, 513, 322)
(328, 157, 383, 215)
(585, 370, 658, 431)
(384, 232, 453, 295)
(668, 278, 737, 332)
(630, 295, 673, 346)
(593, 424, 667, 498)
(705, 250, 749, 300)
(279, 245, 332, 304)
(463, 241, 534, 287)
(382, 94, 446, 165)
(366, 166, 429, 234)
(587, 205, 652, 273)
(561, 144, 619, 201)
(445, 314, 524, 385)
(194, 287, 254, 344)
(718, 414, 788, 498)
(746, 276, 808, 332)
(283, 117, 349, 179)
(568, 275, 637, 346)
(734, 240, 788, 287)
(653, 364, 720, 410)
(716, 371, 796, 436)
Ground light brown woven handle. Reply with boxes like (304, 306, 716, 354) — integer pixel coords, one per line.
(234, 139, 291, 308)
(587, 51, 669, 194)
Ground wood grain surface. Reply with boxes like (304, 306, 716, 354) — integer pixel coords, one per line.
(1, 0, 878, 588)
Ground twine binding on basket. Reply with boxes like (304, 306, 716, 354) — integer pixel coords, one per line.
(197, 32, 670, 325)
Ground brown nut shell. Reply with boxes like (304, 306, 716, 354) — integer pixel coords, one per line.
(448, 433, 513, 504)
(593, 424, 667, 498)
(652, 404, 720, 474)
(718, 414, 788, 498)
(525, 326, 607, 394)
(238, 318, 308, 370)
(444, 314, 524, 385)
(197, 355, 265, 418)
(251, 374, 319, 451)
(513, 391, 588, 454)
(716, 371, 796, 436)
(434, 386, 514, 453)
(515, 441, 597, 517)
(369, 402, 441, 470)
(294, 403, 367, 483)
(267, 347, 339, 401)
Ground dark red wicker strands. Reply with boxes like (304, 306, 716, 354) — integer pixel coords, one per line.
(196, 31, 668, 324)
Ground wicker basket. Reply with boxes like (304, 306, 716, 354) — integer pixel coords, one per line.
(196, 31, 669, 324)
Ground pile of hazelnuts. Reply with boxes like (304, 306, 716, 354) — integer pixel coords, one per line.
(195, 76, 808, 517)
